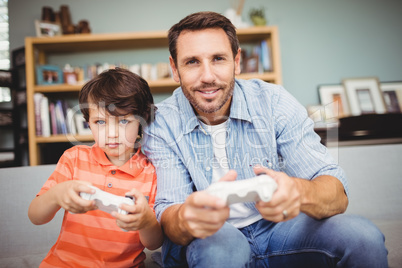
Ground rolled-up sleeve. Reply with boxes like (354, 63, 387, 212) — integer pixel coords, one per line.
(272, 85, 348, 196)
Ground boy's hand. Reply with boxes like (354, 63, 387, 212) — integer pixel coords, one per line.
(112, 188, 154, 231)
(55, 180, 97, 214)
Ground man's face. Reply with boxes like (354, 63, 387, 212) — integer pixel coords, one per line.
(170, 28, 241, 123)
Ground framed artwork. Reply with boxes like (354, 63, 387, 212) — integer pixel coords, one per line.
(35, 20, 62, 37)
(318, 84, 350, 119)
(342, 77, 386, 116)
(36, 65, 63, 85)
(380, 81, 402, 113)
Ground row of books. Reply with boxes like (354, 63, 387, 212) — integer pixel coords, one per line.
(54, 62, 172, 86)
(34, 93, 89, 137)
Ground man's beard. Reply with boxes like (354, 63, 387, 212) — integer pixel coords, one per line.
(181, 76, 235, 115)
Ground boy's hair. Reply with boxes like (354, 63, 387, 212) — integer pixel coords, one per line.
(168, 11, 240, 65)
(79, 68, 154, 134)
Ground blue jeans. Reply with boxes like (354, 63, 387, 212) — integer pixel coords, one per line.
(161, 213, 388, 268)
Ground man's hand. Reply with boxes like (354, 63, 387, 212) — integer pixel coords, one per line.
(162, 170, 237, 245)
(254, 166, 302, 222)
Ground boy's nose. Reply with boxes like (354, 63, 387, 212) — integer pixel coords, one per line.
(108, 123, 118, 137)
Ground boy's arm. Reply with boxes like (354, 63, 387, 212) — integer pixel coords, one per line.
(28, 181, 96, 225)
(115, 188, 164, 250)
(138, 208, 164, 250)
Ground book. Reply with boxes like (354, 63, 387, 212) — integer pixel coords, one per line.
(55, 100, 67, 134)
(33, 93, 43, 136)
(49, 102, 58, 135)
(40, 95, 51, 137)
(260, 40, 271, 72)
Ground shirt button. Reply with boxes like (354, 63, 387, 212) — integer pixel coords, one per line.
(107, 183, 113, 188)
(268, 162, 273, 168)
(111, 170, 116, 175)
(206, 166, 211, 171)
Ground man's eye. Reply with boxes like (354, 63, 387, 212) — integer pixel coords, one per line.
(186, 59, 198, 65)
(96, 120, 105, 125)
(215, 56, 224, 61)
(120, 119, 129, 125)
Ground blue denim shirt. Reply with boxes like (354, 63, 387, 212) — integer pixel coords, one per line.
(143, 79, 348, 221)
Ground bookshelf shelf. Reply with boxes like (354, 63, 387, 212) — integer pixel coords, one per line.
(35, 134, 94, 143)
(25, 26, 282, 165)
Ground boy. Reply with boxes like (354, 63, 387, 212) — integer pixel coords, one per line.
(28, 68, 163, 267)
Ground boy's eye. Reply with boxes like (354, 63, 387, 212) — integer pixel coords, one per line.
(96, 120, 106, 125)
(120, 119, 129, 125)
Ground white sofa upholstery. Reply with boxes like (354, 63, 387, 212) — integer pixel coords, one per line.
(0, 143, 401, 267)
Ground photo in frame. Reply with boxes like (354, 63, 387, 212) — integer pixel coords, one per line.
(75, 114, 92, 135)
(318, 84, 350, 119)
(380, 81, 402, 114)
(35, 20, 62, 37)
(342, 77, 386, 116)
(36, 65, 64, 85)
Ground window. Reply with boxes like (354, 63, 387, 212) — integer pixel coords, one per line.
(0, 0, 8, 70)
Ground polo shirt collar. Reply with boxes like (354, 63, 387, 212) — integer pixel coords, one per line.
(180, 79, 252, 134)
(90, 144, 145, 177)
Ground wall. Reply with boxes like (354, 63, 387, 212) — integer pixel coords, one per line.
(9, 0, 402, 106)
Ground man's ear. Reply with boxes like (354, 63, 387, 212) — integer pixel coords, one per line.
(234, 48, 241, 75)
(169, 56, 180, 82)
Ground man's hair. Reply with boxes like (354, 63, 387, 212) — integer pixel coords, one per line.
(168, 11, 240, 65)
(79, 68, 155, 134)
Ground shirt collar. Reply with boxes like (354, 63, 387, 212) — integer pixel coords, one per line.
(90, 144, 146, 177)
(180, 79, 252, 135)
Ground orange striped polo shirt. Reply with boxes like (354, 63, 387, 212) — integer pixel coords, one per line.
(37, 144, 157, 268)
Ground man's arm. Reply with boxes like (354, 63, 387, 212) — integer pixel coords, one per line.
(296, 174, 348, 219)
(254, 166, 348, 222)
(160, 171, 238, 246)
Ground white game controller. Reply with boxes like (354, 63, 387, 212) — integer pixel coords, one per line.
(205, 174, 278, 205)
(80, 186, 135, 215)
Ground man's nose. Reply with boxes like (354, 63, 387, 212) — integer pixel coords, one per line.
(199, 62, 215, 83)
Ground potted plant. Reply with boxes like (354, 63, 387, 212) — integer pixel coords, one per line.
(249, 7, 267, 26)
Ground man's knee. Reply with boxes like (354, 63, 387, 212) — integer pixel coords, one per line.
(329, 214, 388, 267)
(187, 223, 251, 267)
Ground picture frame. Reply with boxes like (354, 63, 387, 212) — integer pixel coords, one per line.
(75, 114, 92, 135)
(35, 20, 62, 37)
(63, 72, 78, 85)
(380, 81, 402, 113)
(342, 77, 386, 116)
(36, 65, 64, 85)
(318, 84, 350, 119)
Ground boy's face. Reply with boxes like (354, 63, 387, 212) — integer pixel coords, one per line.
(88, 103, 140, 166)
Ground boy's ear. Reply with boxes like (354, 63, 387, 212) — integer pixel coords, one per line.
(169, 56, 180, 83)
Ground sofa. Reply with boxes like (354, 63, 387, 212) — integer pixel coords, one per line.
(0, 143, 401, 267)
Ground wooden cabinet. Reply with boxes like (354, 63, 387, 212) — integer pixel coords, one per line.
(25, 26, 282, 165)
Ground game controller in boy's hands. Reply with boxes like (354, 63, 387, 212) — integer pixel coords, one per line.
(79, 186, 135, 215)
(205, 174, 278, 205)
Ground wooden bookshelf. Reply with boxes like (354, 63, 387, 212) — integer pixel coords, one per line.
(25, 26, 282, 165)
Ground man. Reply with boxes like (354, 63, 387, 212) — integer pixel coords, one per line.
(143, 11, 387, 267)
